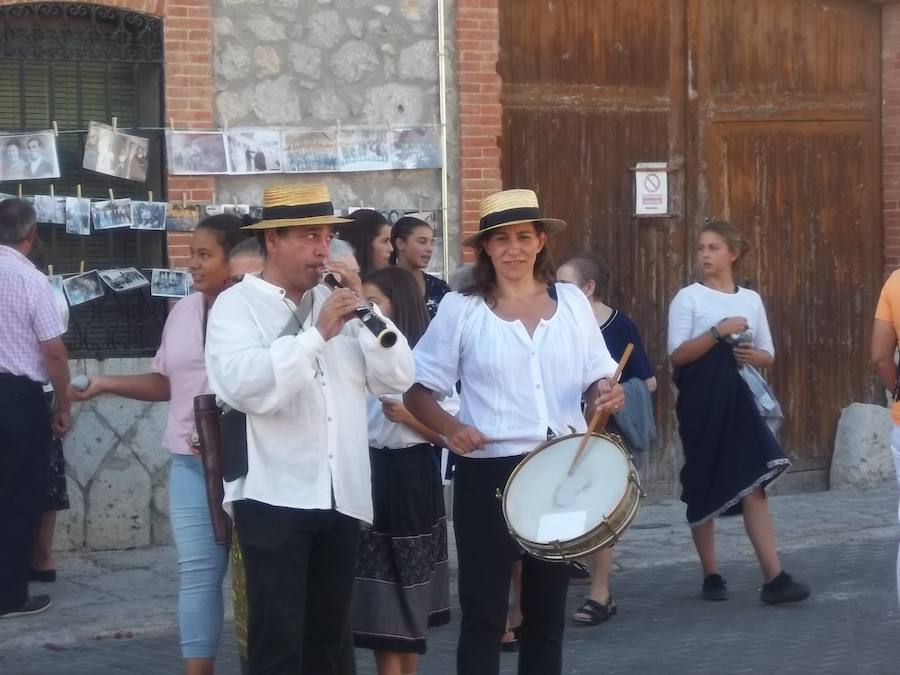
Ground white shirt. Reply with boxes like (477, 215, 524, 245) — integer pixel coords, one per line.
(667, 282, 774, 356)
(205, 274, 415, 524)
(367, 389, 460, 450)
(413, 283, 618, 458)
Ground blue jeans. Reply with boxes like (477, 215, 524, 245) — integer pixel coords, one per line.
(169, 454, 229, 659)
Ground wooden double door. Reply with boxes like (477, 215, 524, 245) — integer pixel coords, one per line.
(498, 0, 883, 493)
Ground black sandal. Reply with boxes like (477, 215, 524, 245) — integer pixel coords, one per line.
(571, 597, 617, 626)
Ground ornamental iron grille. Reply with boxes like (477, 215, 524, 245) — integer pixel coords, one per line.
(0, 3, 167, 358)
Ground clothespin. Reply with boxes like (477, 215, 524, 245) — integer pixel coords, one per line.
(336, 119, 342, 137)
(49, 185, 55, 198)
(111, 117, 117, 134)
(17, 184, 22, 199)
(52, 121, 59, 137)
(108, 188, 114, 201)
(79, 260, 85, 274)
(169, 118, 175, 132)
(182, 192, 187, 208)
(148, 190, 153, 203)
(419, 197, 424, 213)
(48, 264, 53, 275)
(76, 184, 82, 199)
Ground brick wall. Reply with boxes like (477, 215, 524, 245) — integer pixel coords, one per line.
(456, 0, 502, 259)
(885, 3, 900, 275)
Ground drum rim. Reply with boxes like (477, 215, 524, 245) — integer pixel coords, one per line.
(501, 431, 634, 547)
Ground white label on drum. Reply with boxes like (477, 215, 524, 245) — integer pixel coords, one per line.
(536, 511, 588, 543)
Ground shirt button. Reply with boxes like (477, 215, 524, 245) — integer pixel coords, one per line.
(328, 454, 334, 459)
(327, 416, 332, 422)
(536, 384, 542, 389)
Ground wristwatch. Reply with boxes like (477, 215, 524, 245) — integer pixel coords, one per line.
(709, 326, 721, 342)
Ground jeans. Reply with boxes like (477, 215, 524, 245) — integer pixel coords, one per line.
(169, 454, 230, 659)
(892, 426, 900, 608)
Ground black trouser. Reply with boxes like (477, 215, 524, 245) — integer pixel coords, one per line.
(453, 455, 570, 675)
(234, 499, 360, 675)
(0, 373, 52, 613)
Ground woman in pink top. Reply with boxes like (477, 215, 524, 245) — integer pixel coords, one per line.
(69, 215, 251, 675)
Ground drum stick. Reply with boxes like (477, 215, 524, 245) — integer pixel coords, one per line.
(566, 343, 633, 476)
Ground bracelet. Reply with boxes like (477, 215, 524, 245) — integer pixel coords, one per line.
(709, 326, 721, 342)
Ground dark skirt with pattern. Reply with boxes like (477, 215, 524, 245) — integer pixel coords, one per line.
(674, 342, 789, 528)
(352, 443, 451, 654)
(44, 393, 69, 511)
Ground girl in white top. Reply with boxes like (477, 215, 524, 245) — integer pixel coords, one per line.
(350, 266, 452, 675)
(667, 219, 809, 606)
(405, 189, 623, 675)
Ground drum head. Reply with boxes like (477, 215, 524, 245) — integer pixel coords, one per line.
(504, 434, 631, 545)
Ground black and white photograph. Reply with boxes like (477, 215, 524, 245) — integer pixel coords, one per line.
(47, 274, 67, 309)
(99, 267, 150, 292)
(338, 128, 391, 172)
(391, 126, 443, 169)
(65, 197, 91, 236)
(83, 122, 150, 182)
(91, 197, 134, 230)
(165, 130, 230, 175)
(130, 200, 167, 231)
(0, 131, 60, 181)
(34, 195, 66, 225)
(150, 268, 191, 298)
(282, 130, 339, 173)
(62, 270, 105, 306)
(205, 203, 250, 218)
(226, 129, 282, 174)
(165, 203, 202, 231)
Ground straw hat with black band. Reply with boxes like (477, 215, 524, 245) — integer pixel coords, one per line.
(241, 184, 352, 230)
(462, 188, 566, 247)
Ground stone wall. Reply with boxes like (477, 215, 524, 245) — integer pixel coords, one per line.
(56, 358, 171, 551)
(210, 0, 461, 272)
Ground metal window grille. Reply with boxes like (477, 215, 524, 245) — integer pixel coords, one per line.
(0, 2, 167, 358)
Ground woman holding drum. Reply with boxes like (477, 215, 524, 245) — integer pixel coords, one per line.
(667, 218, 810, 604)
(404, 189, 624, 675)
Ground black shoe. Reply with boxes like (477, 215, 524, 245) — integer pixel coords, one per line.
(30, 569, 56, 583)
(702, 573, 728, 601)
(760, 572, 810, 605)
(570, 561, 591, 580)
(0, 595, 51, 619)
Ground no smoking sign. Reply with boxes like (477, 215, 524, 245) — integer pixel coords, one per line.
(635, 162, 668, 215)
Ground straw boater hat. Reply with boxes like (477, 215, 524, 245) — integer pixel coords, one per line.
(463, 188, 566, 247)
(241, 184, 352, 230)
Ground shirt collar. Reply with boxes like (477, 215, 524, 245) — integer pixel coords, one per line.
(241, 271, 318, 304)
(0, 244, 36, 269)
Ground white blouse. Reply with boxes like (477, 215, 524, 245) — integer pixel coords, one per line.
(667, 282, 774, 356)
(413, 283, 618, 459)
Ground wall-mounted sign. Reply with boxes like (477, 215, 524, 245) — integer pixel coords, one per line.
(635, 162, 668, 216)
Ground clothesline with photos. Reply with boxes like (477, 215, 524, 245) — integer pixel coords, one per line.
(0, 119, 445, 185)
(47, 264, 196, 312)
(5, 183, 444, 237)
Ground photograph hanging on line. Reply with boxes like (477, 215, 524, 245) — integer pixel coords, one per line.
(338, 128, 391, 172)
(91, 198, 134, 230)
(391, 127, 443, 170)
(130, 201, 167, 231)
(165, 203, 202, 231)
(0, 131, 61, 181)
(63, 270, 105, 306)
(83, 122, 150, 182)
(282, 130, 339, 173)
(65, 197, 91, 236)
(204, 204, 257, 219)
(226, 129, 282, 175)
(99, 267, 149, 292)
(165, 131, 230, 175)
(47, 274, 67, 309)
(151, 268, 191, 298)
(34, 195, 66, 225)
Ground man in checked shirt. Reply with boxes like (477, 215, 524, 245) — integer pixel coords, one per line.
(0, 197, 71, 619)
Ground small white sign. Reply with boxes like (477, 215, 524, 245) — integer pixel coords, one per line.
(536, 511, 588, 543)
(635, 162, 668, 215)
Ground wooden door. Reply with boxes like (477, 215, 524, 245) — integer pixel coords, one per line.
(499, 0, 882, 492)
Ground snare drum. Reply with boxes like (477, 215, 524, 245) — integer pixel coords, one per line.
(501, 432, 642, 562)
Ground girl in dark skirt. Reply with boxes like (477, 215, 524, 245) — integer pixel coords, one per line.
(352, 266, 452, 675)
(667, 219, 810, 605)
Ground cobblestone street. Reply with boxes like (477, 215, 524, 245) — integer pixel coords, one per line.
(2, 534, 898, 675)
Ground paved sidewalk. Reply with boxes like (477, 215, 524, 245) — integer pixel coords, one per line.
(0, 487, 897, 669)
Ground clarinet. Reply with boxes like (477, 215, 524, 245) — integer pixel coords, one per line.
(322, 272, 398, 348)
